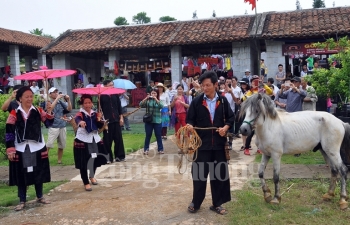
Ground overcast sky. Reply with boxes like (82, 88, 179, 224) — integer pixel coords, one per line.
(1, 0, 348, 37)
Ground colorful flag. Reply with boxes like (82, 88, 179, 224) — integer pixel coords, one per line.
(244, 0, 257, 11)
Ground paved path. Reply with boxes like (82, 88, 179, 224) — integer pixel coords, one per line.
(0, 136, 331, 224)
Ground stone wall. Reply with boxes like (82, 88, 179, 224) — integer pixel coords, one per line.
(232, 41, 254, 80)
(262, 40, 286, 81)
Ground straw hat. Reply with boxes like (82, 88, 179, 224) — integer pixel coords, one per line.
(156, 82, 166, 90)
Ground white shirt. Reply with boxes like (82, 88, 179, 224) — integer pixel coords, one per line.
(30, 86, 40, 95)
(182, 79, 189, 92)
(224, 86, 241, 112)
(272, 84, 280, 95)
(15, 105, 46, 153)
(301, 70, 308, 77)
(119, 94, 129, 108)
(75, 108, 101, 143)
(159, 92, 170, 107)
(7, 77, 14, 86)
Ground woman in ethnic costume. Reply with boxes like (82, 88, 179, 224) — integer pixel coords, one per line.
(73, 94, 107, 191)
(6, 86, 54, 211)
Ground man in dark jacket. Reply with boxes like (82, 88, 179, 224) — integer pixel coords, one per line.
(100, 80, 125, 162)
(186, 71, 234, 215)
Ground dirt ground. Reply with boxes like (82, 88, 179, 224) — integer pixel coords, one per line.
(0, 137, 257, 225)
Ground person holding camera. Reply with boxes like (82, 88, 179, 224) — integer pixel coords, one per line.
(278, 77, 306, 113)
(46, 87, 72, 164)
(139, 88, 164, 155)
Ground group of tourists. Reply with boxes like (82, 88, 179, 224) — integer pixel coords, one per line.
(3, 62, 320, 215)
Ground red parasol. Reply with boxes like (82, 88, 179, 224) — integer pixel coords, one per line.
(14, 66, 76, 94)
(72, 86, 125, 112)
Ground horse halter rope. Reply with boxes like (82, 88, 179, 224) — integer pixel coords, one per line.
(243, 113, 259, 130)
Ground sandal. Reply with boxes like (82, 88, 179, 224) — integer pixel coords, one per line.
(187, 203, 198, 213)
(90, 178, 98, 185)
(209, 205, 227, 215)
(14, 202, 25, 211)
(85, 184, 92, 191)
(37, 197, 51, 204)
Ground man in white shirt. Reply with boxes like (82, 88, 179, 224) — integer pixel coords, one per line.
(181, 75, 189, 95)
(30, 81, 40, 95)
(224, 76, 242, 149)
(243, 69, 252, 84)
(267, 78, 280, 95)
(119, 93, 131, 131)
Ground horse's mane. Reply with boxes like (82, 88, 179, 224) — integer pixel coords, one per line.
(239, 93, 278, 119)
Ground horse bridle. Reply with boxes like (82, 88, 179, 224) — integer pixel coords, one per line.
(242, 109, 261, 129)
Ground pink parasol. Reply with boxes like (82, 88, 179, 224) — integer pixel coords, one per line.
(72, 86, 125, 112)
(14, 66, 76, 94)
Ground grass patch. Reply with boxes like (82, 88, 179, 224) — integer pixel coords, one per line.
(0, 123, 175, 166)
(227, 179, 350, 225)
(255, 150, 326, 165)
(0, 181, 65, 207)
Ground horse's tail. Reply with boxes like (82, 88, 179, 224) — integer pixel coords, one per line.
(340, 123, 350, 169)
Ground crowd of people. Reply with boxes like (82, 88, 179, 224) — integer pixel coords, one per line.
(2, 62, 322, 214)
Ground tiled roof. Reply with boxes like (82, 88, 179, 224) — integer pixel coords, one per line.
(262, 6, 350, 38)
(0, 27, 52, 48)
(42, 16, 255, 54)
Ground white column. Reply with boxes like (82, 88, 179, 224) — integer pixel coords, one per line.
(263, 40, 285, 81)
(37, 52, 47, 67)
(9, 45, 21, 85)
(24, 56, 32, 72)
(232, 41, 252, 80)
(52, 54, 73, 100)
(171, 46, 182, 84)
(0, 52, 7, 67)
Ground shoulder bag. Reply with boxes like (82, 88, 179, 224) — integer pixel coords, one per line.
(143, 100, 154, 123)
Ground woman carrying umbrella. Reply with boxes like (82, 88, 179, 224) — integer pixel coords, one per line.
(6, 86, 54, 211)
(73, 94, 108, 191)
(156, 83, 171, 140)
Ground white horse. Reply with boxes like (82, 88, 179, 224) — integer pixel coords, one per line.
(240, 93, 350, 210)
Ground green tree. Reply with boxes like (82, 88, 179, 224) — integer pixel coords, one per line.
(159, 16, 176, 22)
(306, 37, 350, 101)
(29, 28, 43, 36)
(114, 16, 129, 26)
(132, 12, 151, 24)
(29, 28, 54, 39)
(312, 0, 325, 8)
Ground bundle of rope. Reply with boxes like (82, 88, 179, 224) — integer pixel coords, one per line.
(175, 125, 232, 174)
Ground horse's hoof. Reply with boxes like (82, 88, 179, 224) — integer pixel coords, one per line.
(322, 193, 335, 201)
(264, 195, 272, 203)
(339, 200, 348, 210)
(270, 198, 280, 205)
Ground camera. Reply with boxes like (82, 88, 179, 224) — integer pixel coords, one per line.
(228, 84, 232, 88)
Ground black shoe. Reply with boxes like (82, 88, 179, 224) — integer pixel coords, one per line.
(294, 154, 301, 157)
(126, 128, 131, 131)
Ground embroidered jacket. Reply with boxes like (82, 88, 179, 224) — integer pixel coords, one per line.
(6, 106, 54, 154)
(186, 93, 235, 150)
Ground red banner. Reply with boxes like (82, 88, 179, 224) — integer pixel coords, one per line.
(282, 43, 339, 56)
(244, 0, 257, 11)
